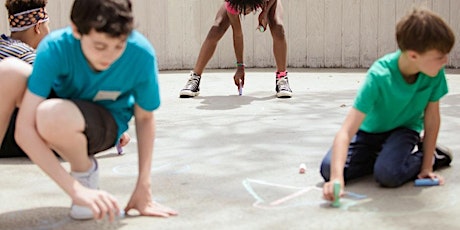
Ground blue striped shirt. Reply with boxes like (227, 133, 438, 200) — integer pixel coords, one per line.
(0, 34, 35, 64)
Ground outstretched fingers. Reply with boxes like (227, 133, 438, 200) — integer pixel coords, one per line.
(125, 201, 178, 218)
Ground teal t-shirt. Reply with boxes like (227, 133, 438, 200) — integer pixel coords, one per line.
(28, 27, 161, 141)
(354, 50, 448, 133)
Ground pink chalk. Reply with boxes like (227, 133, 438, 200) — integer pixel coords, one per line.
(299, 163, 306, 174)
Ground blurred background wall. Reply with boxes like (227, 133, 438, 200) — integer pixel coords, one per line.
(1, 0, 459, 70)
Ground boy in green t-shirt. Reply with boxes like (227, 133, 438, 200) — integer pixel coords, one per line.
(320, 7, 455, 201)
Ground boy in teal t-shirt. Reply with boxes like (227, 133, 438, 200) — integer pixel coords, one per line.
(320, 8, 455, 201)
(12, 0, 177, 221)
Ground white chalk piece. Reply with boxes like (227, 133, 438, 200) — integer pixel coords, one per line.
(414, 178, 439, 186)
(299, 163, 306, 174)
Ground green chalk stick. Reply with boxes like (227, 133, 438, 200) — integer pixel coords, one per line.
(332, 180, 341, 207)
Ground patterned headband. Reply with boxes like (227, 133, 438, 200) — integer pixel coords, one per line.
(9, 7, 49, 32)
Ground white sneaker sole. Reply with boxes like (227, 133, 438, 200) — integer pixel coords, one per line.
(70, 205, 93, 220)
(179, 90, 200, 98)
(276, 91, 292, 98)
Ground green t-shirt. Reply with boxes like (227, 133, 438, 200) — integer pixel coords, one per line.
(354, 50, 448, 133)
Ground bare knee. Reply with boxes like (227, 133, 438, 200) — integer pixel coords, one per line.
(206, 21, 229, 42)
(36, 99, 84, 142)
(269, 22, 286, 42)
(0, 57, 32, 77)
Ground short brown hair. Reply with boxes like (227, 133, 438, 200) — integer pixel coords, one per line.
(5, 0, 47, 15)
(396, 7, 455, 54)
(71, 0, 133, 37)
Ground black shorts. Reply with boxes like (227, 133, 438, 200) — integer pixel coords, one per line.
(0, 100, 118, 158)
(0, 108, 24, 158)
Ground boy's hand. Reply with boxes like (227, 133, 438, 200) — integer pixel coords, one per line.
(233, 67, 245, 89)
(322, 179, 344, 201)
(119, 132, 131, 147)
(73, 186, 120, 221)
(418, 169, 445, 185)
(124, 186, 178, 217)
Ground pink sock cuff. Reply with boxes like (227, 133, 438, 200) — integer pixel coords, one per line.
(276, 71, 288, 78)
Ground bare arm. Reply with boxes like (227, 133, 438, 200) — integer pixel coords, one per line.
(124, 104, 177, 217)
(16, 90, 120, 220)
(16, 90, 79, 196)
(227, 12, 244, 64)
(227, 12, 245, 87)
(323, 107, 365, 201)
(258, 0, 276, 28)
(419, 101, 444, 183)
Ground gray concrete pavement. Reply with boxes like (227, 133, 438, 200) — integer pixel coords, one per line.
(1, 69, 460, 230)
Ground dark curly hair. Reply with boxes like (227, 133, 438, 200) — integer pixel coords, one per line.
(225, 0, 266, 15)
(71, 0, 133, 37)
(5, 0, 47, 15)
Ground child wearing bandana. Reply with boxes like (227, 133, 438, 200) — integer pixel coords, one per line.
(0, 0, 130, 158)
(0, 0, 50, 158)
(179, 0, 293, 98)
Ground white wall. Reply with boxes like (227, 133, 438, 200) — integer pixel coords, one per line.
(1, 0, 459, 70)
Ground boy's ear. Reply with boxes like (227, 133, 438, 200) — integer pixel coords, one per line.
(34, 22, 41, 34)
(71, 23, 81, 40)
(406, 50, 420, 61)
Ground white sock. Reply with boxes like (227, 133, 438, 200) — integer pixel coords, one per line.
(71, 158, 97, 176)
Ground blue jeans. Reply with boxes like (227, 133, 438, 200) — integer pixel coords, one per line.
(320, 128, 423, 187)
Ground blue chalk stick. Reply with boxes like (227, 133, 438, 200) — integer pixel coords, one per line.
(238, 82, 243, 96)
(414, 178, 439, 186)
(332, 181, 341, 207)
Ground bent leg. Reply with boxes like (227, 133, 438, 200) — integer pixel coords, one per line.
(320, 130, 381, 182)
(35, 99, 117, 172)
(193, 3, 231, 75)
(35, 99, 90, 172)
(267, 0, 287, 72)
(373, 128, 422, 187)
(0, 58, 31, 155)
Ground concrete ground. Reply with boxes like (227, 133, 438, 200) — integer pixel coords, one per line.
(1, 68, 460, 230)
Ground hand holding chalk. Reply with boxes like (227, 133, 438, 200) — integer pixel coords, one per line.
(331, 180, 341, 207)
(414, 178, 440, 186)
(257, 25, 265, 32)
(116, 140, 123, 155)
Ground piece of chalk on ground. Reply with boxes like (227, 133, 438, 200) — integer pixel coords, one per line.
(238, 83, 243, 96)
(299, 163, 306, 174)
(414, 178, 440, 186)
(332, 181, 341, 207)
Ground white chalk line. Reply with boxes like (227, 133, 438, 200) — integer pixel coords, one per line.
(242, 178, 458, 215)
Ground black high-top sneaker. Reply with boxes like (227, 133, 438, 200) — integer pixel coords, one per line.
(275, 71, 292, 98)
(179, 72, 201, 98)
